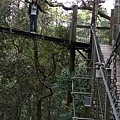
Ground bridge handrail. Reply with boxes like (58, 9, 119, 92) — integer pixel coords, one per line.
(91, 27, 119, 120)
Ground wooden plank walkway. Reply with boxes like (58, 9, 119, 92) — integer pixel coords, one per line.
(100, 45, 120, 105)
(0, 26, 90, 50)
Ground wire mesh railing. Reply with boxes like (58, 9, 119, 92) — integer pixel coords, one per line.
(91, 26, 120, 120)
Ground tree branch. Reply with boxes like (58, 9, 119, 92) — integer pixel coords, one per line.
(25, 0, 110, 20)
(44, 0, 110, 20)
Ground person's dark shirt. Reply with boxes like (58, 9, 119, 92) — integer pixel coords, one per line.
(28, 3, 45, 15)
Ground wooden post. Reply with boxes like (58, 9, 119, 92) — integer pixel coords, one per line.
(109, 9, 114, 45)
(69, 5, 78, 72)
(118, 0, 120, 56)
(114, 0, 120, 56)
(88, 0, 101, 118)
(114, 0, 120, 41)
(67, 5, 78, 107)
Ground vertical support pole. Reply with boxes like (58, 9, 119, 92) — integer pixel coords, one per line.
(90, 0, 99, 119)
(91, 0, 96, 101)
(68, 4, 78, 115)
(93, 0, 99, 34)
(69, 5, 78, 44)
(85, 1, 99, 117)
(114, 0, 120, 40)
(91, 0, 99, 99)
(69, 5, 78, 72)
(90, 1, 97, 109)
(109, 9, 114, 45)
(114, 0, 120, 56)
(105, 68, 111, 120)
(72, 79, 76, 117)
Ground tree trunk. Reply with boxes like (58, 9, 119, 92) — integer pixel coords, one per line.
(13, 105, 20, 120)
(37, 100, 42, 120)
(47, 97, 51, 120)
(67, 90, 72, 107)
(33, 39, 42, 120)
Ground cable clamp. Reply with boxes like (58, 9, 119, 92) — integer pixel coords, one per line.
(95, 62, 105, 69)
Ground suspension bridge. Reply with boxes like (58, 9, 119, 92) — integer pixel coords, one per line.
(0, 0, 120, 120)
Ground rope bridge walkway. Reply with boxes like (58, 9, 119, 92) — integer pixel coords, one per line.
(92, 28, 120, 120)
(101, 44, 120, 106)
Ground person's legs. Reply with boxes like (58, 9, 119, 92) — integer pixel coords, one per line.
(33, 15, 37, 32)
(30, 15, 33, 32)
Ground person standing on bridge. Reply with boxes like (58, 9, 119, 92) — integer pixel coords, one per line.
(28, 0, 47, 33)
